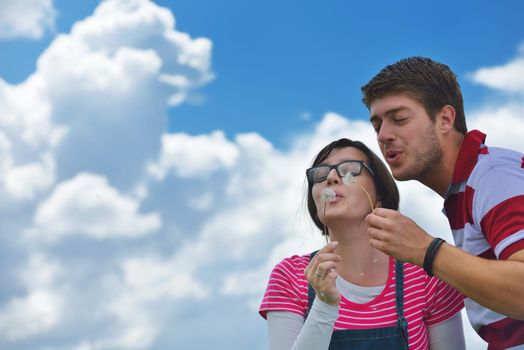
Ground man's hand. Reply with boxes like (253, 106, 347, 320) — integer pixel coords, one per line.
(366, 208, 434, 266)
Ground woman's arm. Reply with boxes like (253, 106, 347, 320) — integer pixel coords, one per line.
(267, 298, 338, 350)
(427, 312, 466, 350)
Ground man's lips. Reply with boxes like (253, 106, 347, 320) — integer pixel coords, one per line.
(385, 150, 402, 165)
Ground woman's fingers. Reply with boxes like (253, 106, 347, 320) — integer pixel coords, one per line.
(316, 252, 342, 264)
(305, 241, 340, 276)
(304, 242, 342, 305)
(314, 260, 338, 278)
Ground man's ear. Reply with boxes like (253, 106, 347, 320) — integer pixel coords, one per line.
(438, 105, 456, 134)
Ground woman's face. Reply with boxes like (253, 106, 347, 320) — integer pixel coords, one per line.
(311, 146, 377, 224)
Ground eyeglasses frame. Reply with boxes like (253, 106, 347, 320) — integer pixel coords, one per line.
(306, 160, 375, 183)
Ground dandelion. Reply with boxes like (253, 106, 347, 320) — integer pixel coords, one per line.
(343, 173, 355, 185)
(320, 188, 335, 242)
(320, 188, 336, 202)
(343, 175, 375, 211)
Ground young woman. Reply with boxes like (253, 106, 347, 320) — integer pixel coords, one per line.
(259, 138, 465, 350)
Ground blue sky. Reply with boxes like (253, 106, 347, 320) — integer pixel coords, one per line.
(3, 0, 523, 149)
(0, 0, 523, 349)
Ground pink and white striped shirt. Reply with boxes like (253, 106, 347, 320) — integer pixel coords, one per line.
(259, 255, 463, 350)
(443, 130, 524, 349)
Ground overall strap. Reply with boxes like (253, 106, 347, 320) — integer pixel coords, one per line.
(394, 260, 409, 343)
(305, 250, 319, 319)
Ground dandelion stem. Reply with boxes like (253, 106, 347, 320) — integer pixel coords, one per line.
(357, 183, 375, 211)
(323, 202, 329, 243)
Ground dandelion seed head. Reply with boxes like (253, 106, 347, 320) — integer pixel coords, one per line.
(343, 173, 355, 185)
(320, 188, 336, 202)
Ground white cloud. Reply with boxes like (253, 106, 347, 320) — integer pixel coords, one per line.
(0, 78, 65, 201)
(31, 173, 161, 242)
(0, 254, 64, 341)
(65, 0, 213, 104)
(1, 1, 215, 347)
(0, 0, 214, 201)
(0, 291, 63, 341)
(94, 254, 208, 349)
(468, 103, 524, 151)
(4, 153, 55, 200)
(0, 0, 56, 40)
(120, 255, 208, 300)
(466, 50, 524, 153)
(0, 77, 65, 148)
(471, 57, 524, 95)
(148, 131, 240, 180)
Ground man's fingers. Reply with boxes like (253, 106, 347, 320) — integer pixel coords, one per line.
(368, 227, 391, 255)
(371, 207, 395, 218)
(366, 212, 387, 230)
(367, 227, 385, 240)
(369, 238, 387, 253)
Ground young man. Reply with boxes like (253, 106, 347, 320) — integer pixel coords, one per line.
(361, 57, 524, 349)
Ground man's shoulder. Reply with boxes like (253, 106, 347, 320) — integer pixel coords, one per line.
(469, 145, 523, 184)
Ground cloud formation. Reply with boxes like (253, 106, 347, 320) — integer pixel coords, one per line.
(30, 173, 161, 242)
(0, 254, 64, 341)
(471, 45, 524, 95)
(0, 0, 56, 40)
(148, 131, 239, 180)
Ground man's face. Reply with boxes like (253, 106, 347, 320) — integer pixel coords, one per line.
(369, 94, 443, 182)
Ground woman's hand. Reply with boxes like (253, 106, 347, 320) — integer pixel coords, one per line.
(304, 241, 342, 306)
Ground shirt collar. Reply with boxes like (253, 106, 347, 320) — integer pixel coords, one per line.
(451, 130, 486, 184)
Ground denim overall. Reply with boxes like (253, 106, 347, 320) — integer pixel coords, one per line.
(307, 252, 409, 350)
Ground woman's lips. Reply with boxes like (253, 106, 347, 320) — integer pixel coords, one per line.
(325, 190, 343, 203)
(331, 192, 343, 201)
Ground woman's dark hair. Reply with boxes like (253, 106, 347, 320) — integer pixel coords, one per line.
(307, 138, 399, 233)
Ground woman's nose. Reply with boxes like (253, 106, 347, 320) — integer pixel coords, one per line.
(326, 168, 340, 185)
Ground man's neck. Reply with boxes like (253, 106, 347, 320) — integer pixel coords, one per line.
(422, 132, 464, 197)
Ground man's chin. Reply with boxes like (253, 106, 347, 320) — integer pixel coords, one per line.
(390, 168, 412, 181)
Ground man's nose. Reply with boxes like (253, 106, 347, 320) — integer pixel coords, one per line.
(377, 121, 395, 144)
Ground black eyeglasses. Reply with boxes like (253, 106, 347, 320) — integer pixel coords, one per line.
(306, 160, 375, 183)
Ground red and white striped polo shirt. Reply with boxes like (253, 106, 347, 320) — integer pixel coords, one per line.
(259, 255, 463, 350)
(443, 130, 524, 349)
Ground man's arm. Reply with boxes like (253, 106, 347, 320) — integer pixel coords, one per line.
(432, 242, 524, 320)
(366, 208, 524, 320)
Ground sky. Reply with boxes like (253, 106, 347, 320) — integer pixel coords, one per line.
(0, 0, 523, 349)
